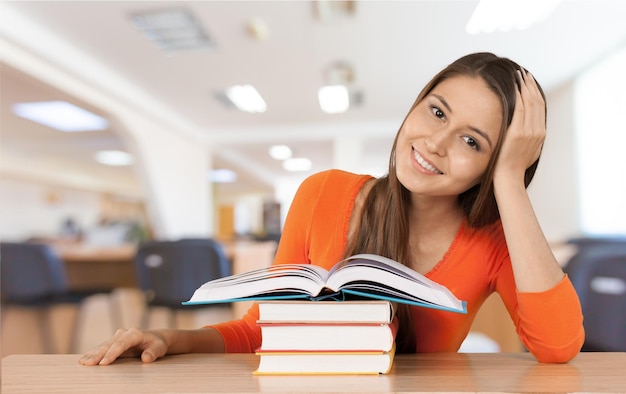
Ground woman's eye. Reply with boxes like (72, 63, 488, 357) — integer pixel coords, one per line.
(463, 136, 481, 151)
(430, 106, 445, 119)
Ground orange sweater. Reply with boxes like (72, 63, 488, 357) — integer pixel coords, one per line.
(211, 170, 584, 362)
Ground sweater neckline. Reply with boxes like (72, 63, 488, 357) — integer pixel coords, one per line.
(424, 218, 467, 279)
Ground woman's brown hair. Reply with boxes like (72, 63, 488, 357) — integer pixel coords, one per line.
(342, 52, 546, 353)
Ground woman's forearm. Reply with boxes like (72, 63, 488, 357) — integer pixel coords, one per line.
(164, 327, 226, 354)
(494, 175, 564, 292)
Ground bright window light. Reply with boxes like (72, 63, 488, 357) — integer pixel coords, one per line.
(269, 145, 292, 160)
(283, 157, 312, 172)
(94, 150, 134, 166)
(318, 85, 349, 114)
(12, 101, 109, 132)
(225, 85, 267, 113)
(466, 0, 562, 34)
(209, 168, 238, 183)
(574, 46, 626, 235)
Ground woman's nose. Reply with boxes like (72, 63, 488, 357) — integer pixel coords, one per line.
(424, 131, 448, 156)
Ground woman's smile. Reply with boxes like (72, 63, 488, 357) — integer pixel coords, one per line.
(412, 148, 443, 175)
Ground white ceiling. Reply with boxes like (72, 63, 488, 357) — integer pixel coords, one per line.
(2, 1, 626, 197)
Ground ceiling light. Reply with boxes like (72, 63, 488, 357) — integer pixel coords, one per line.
(315, 1, 356, 22)
(209, 169, 238, 183)
(318, 85, 349, 114)
(247, 17, 269, 41)
(269, 145, 292, 160)
(94, 150, 134, 166)
(225, 85, 267, 113)
(12, 101, 109, 132)
(283, 157, 312, 172)
(466, 0, 562, 34)
(131, 8, 214, 51)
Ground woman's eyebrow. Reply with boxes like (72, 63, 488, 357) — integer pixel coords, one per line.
(432, 94, 493, 150)
(469, 126, 493, 149)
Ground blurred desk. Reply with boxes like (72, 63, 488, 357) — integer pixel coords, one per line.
(54, 243, 137, 291)
(2, 352, 625, 393)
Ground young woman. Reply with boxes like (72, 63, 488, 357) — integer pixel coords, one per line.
(80, 52, 584, 366)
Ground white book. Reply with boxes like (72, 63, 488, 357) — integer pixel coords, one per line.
(258, 322, 397, 352)
(257, 300, 396, 324)
(255, 346, 396, 375)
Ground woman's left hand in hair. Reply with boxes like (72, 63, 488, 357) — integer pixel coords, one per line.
(494, 70, 546, 183)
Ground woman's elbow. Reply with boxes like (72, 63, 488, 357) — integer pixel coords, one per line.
(528, 328, 585, 364)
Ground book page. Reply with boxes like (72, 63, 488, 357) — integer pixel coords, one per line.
(326, 254, 465, 312)
(187, 264, 331, 302)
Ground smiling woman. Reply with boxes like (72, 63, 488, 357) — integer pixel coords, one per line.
(79, 53, 584, 368)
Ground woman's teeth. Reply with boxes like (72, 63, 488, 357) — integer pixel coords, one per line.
(413, 150, 443, 174)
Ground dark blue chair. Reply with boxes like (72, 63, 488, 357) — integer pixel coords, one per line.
(564, 238, 626, 351)
(0, 242, 113, 353)
(133, 238, 232, 328)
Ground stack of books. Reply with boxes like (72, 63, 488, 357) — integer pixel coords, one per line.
(254, 300, 397, 375)
(184, 253, 467, 374)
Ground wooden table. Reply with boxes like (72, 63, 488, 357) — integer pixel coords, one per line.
(2, 352, 625, 393)
(54, 243, 137, 291)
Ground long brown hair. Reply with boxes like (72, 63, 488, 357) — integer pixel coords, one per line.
(342, 52, 546, 352)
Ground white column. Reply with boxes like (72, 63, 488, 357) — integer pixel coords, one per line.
(119, 114, 212, 239)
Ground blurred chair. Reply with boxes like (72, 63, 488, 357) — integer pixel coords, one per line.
(133, 238, 232, 328)
(564, 238, 626, 351)
(0, 242, 114, 353)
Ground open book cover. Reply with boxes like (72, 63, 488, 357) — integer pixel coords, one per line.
(183, 253, 467, 313)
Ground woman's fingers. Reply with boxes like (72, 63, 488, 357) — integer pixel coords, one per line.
(78, 328, 166, 366)
(496, 70, 547, 180)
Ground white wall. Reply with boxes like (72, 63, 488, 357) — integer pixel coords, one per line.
(529, 80, 581, 241)
(0, 178, 101, 241)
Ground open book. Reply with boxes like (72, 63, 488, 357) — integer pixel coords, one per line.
(184, 253, 466, 313)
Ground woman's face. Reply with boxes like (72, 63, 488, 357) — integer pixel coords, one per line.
(395, 75, 503, 198)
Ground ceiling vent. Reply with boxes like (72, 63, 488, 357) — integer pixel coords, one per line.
(131, 8, 214, 51)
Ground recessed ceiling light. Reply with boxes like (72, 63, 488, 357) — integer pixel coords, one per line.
(225, 85, 267, 113)
(131, 8, 214, 51)
(466, 0, 562, 34)
(94, 150, 134, 166)
(315, 1, 356, 22)
(318, 85, 349, 114)
(209, 168, 238, 183)
(269, 145, 292, 160)
(283, 157, 312, 172)
(12, 101, 109, 132)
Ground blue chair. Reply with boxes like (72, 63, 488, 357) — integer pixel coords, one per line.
(564, 238, 626, 351)
(0, 242, 113, 353)
(133, 238, 232, 328)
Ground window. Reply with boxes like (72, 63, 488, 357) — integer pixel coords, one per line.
(574, 46, 626, 235)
